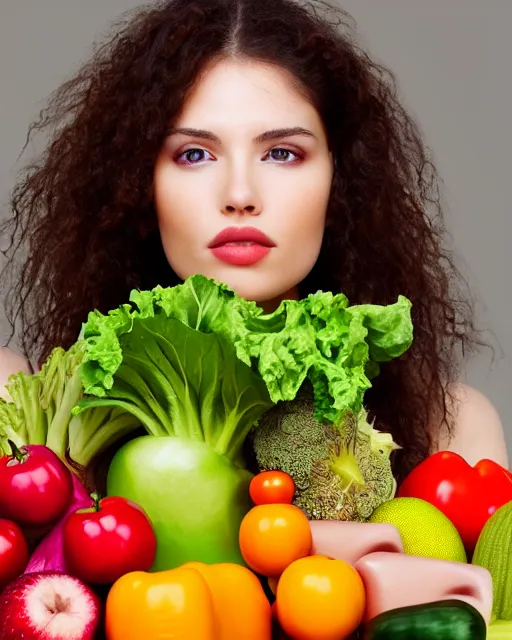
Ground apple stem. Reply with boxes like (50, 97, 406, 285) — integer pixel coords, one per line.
(91, 492, 102, 512)
(8, 439, 27, 464)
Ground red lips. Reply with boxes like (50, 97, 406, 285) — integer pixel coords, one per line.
(208, 226, 276, 249)
(208, 227, 276, 266)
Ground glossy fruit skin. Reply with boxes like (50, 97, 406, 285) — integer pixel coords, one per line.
(0, 571, 101, 640)
(63, 495, 157, 585)
(397, 451, 512, 551)
(106, 563, 272, 640)
(0, 444, 73, 527)
(106, 567, 216, 640)
(239, 503, 312, 577)
(249, 471, 296, 505)
(362, 599, 487, 640)
(107, 436, 253, 570)
(0, 519, 29, 590)
(276, 555, 366, 640)
(182, 562, 273, 640)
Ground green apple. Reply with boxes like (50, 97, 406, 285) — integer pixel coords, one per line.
(107, 435, 253, 571)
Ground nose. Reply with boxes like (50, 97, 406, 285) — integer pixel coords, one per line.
(223, 203, 258, 215)
(220, 162, 262, 217)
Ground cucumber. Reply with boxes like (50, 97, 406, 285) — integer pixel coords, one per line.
(363, 599, 487, 640)
(472, 500, 512, 621)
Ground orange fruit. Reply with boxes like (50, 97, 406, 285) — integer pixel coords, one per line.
(276, 554, 366, 640)
(239, 503, 312, 576)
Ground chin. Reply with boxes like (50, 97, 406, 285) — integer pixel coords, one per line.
(170, 259, 309, 308)
(208, 268, 301, 308)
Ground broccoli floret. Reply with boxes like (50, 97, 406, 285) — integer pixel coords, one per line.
(249, 387, 329, 491)
(250, 385, 399, 522)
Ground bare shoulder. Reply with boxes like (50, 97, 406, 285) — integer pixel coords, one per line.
(0, 346, 33, 401)
(435, 381, 509, 469)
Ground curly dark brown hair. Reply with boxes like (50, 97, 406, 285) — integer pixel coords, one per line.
(1, 0, 479, 483)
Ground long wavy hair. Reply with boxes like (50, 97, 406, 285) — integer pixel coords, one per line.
(0, 0, 479, 483)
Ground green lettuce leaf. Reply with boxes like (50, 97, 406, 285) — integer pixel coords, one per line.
(77, 274, 413, 445)
(76, 314, 273, 461)
(1, 275, 413, 468)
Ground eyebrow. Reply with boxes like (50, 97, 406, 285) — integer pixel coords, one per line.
(167, 126, 317, 144)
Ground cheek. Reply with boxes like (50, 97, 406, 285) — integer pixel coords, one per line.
(152, 159, 208, 279)
(153, 159, 202, 242)
(277, 169, 331, 253)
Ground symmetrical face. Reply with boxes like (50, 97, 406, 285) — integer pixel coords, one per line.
(153, 57, 333, 309)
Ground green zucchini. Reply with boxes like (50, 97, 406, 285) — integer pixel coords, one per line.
(363, 599, 487, 640)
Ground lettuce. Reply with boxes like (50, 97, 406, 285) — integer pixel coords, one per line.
(1, 275, 413, 467)
(75, 275, 413, 457)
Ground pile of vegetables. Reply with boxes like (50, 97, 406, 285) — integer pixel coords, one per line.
(79, 275, 412, 569)
(0, 274, 413, 571)
(2, 273, 511, 639)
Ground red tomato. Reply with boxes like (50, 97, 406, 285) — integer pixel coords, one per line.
(0, 442, 73, 527)
(63, 494, 157, 584)
(249, 471, 296, 505)
(0, 519, 29, 590)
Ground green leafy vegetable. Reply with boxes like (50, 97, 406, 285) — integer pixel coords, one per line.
(0, 343, 141, 465)
(78, 274, 413, 429)
(77, 314, 273, 462)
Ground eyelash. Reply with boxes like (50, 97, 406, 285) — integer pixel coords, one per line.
(175, 147, 304, 166)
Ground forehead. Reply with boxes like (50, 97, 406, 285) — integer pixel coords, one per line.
(174, 58, 322, 131)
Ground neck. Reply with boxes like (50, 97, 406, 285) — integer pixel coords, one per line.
(259, 285, 299, 314)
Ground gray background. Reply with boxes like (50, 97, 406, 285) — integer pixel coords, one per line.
(1, 1, 510, 457)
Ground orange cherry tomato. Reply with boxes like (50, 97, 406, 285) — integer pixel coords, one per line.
(249, 471, 296, 505)
(276, 555, 366, 640)
(239, 504, 312, 577)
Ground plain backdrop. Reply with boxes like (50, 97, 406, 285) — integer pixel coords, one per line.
(0, 1, 510, 457)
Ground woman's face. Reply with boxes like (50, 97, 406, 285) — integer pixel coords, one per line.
(154, 58, 333, 308)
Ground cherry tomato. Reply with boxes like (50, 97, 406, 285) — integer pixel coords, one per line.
(0, 442, 73, 527)
(276, 555, 366, 640)
(0, 519, 29, 590)
(249, 471, 296, 505)
(63, 493, 157, 584)
(239, 503, 312, 577)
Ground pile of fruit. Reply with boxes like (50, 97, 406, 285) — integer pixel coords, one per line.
(1, 445, 512, 639)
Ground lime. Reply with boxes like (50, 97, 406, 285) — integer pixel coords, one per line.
(370, 497, 467, 563)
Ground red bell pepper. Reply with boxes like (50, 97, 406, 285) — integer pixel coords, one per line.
(397, 451, 512, 551)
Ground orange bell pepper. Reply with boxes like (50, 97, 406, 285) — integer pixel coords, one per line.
(105, 562, 272, 640)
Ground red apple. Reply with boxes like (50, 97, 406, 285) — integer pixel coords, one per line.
(63, 493, 157, 584)
(0, 518, 29, 590)
(0, 442, 73, 527)
(0, 571, 101, 640)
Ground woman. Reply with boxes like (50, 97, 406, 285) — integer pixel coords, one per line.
(0, 0, 508, 489)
